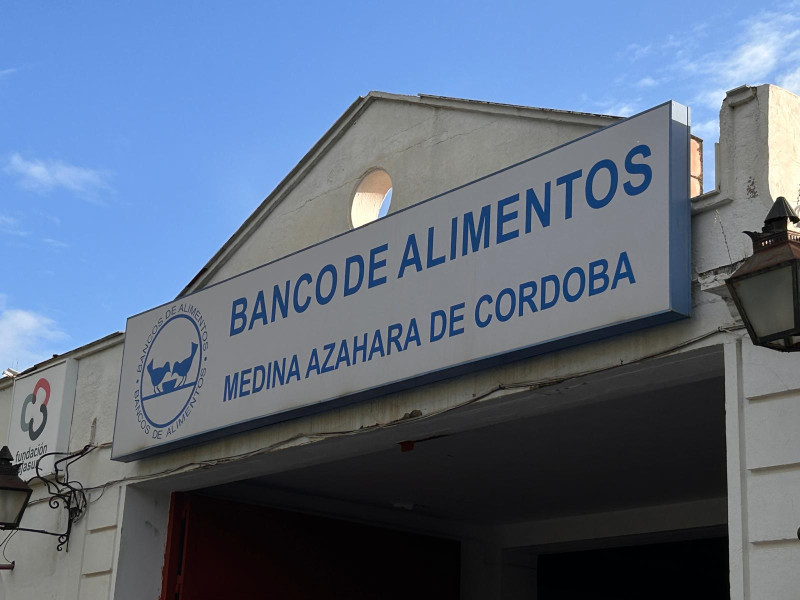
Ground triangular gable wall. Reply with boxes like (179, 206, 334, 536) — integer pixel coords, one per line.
(181, 92, 618, 294)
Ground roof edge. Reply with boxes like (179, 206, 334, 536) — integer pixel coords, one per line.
(370, 91, 622, 127)
(179, 93, 375, 297)
(0, 331, 124, 389)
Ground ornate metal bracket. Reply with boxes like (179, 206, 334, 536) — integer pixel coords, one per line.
(2, 445, 93, 551)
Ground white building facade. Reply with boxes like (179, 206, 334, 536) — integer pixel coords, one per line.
(1, 83, 799, 599)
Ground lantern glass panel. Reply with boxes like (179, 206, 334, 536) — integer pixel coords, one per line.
(0, 488, 29, 527)
(732, 265, 796, 339)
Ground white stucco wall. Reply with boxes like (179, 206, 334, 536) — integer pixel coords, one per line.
(725, 340, 800, 600)
(714, 84, 800, 600)
(207, 95, 612, 286)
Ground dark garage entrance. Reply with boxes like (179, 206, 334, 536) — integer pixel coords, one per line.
(536, 534, 730, 599)
(150, 347, 730, 599)
(160, 493, 461, 600)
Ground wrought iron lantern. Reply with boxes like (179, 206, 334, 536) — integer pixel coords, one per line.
(726, 196, 800, 351)
(0, 446, 32, 529)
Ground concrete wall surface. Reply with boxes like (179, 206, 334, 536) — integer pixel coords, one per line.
(0, 85, 798, 599)
(726, 339, 800, 600)
(715, 84, 800, 600)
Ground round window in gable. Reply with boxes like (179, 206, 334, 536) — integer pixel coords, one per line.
(351, 169, 392, 228)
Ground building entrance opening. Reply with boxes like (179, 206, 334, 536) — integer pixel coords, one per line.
(139, 346, 728, 599)
(160, 493, 460, 600)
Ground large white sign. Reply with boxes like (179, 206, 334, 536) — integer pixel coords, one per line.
(8, 360, 78, 477)
(112, 102, 690, 461)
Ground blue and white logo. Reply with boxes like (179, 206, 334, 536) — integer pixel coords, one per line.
(137, 310, 206, 437)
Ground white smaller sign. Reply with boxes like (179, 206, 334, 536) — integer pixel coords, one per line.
(7, 360, 78, 479)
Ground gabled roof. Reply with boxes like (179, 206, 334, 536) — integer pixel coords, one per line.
(179, 92, 619, 296)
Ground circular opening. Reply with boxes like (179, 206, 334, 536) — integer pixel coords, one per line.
(352, 169, 392, 228)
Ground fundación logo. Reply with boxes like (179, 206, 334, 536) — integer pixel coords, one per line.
(15, 376, 54, 474)
(135, 305, 208, 441)
(21, 378, 50, 441)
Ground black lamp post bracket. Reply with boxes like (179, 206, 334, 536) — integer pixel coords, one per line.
(4, 444, 94, 551)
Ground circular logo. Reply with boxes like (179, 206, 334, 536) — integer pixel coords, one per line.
(140, 314, 203, 429)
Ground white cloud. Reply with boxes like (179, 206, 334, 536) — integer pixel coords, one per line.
(694, 87, 728, 110)
(38, 213, 61, 226)
(616, 9, 800, 111)
(624, 43, 652, 61)
(778, 65, 800, 93)
(636, 76, 659, 88)
(688, 11, 800, 106)
(603, 102, 638, 117)
(722, 40, 779, 82)
(0, 295, 67, 372)
(41, 237, 68, 248)
(615, 10, 800, 192)
(3, 153, 112, 197)
(0, 68, 17, 79)
(692, 118, 720, 141)
(0, 214, 27, 237)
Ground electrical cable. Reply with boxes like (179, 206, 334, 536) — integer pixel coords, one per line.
(25, 324, 746, 504)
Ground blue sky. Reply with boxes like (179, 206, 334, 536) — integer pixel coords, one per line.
(1, 1, 799, 371)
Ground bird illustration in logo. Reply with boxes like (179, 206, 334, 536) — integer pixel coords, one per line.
(147, 360, 171, 393)
(146, 343, 198, 394)
(171, 342, 198, 387)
